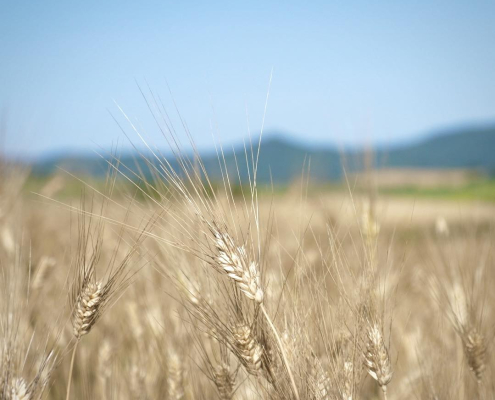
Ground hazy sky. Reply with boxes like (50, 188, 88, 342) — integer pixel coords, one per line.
(1, 0, 495, 158)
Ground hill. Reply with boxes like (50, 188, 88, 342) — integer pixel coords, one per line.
(32, 123, 495, 184)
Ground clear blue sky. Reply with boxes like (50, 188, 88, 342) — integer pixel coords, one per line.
(1, 0, 495, 158)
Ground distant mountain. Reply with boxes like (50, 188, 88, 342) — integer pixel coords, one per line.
(379, 125, 495, 172)
(32, 124, 495, 184)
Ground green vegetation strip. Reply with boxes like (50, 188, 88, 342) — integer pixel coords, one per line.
(379, 180, 495, 202)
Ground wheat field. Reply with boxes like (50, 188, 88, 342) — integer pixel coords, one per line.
(1, 118, 494, 400)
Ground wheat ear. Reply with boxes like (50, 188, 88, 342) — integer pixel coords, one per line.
(307, 353, 330, 400)
(213, 363, 235, 400)
(11, 377, 30, 400)
(66, 280, 103, 400)
(215, 231, 264, 303)
(364, 324, 392, 399)
(72, 281, 103, 339)
(464, 328, 486, 384)
(232, 323, 263, 376)
(215, 230, 300, 399)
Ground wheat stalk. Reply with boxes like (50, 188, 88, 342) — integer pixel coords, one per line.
(167, 352, 185, 400)
(341, 361, 354, 400)
(66, 280, 104, 400)
(97, 340, 113, 398)
(214, 228, 300, 399)
(65, 215, 143, 400)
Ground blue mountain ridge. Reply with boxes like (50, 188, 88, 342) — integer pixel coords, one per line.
(32, 124, 495, 183)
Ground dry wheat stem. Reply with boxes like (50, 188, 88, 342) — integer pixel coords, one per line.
(213, 229, 299, 398)
(260, 304, 300, 400)
(97, 340, 112, 397)
(65, 341, 79, 400)
(342, 361, 353, 400)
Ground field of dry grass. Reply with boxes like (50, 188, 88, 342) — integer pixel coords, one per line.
(1, 131, 495, 400)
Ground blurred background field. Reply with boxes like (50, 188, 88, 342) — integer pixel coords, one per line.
(20, 121, 495, 205)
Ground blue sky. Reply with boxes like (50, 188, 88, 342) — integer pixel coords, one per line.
(1, 0, 495, 158)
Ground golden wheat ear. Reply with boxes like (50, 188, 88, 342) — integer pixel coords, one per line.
(463, 327, 486, 384)
(65, 201, 150, 400)
(231, 323, 264, 376)
(364, 324, 393, 399)
(72, 280, 103, 339)
(212, 363, 236, 400)
(212, 227, 264, 303)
